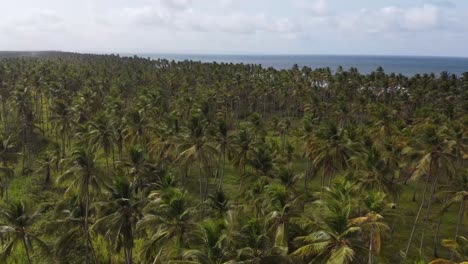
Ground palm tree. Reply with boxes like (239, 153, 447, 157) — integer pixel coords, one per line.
(349, 191, 389, 264)
(439, 190, 467, 261)
(0, 133, 18, 204)
(50, 196, 98, 264)
(231, 126, 253, 176)
(213, 119, 232, 190)
(123, 146, 150, 199)
(93, 177, 141, 264)
(124, 109, 150, 148)
(181, 219, 232, 264)
(0, 202, 49, 264)
(429, 236, 468, 264)
(35, 151, 56, 184)
(292, 181, 362, 264)
(265, 182, 299, 256)
(137, 187, 194, 263)
(57, 147, 104, 264)
(50, 99, 73, 158)
(248, 143, 274, 177)
(88, 112, 114, 176)
(306, 122, 351, 189)
(404, 123, 456, 257)
(177, 114, 218, 205)
(348, 143, 397, 195)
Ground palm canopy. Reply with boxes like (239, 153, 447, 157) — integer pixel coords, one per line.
(292, 181, 366, 264)
(93, 177, 141, 264)
(137, 187, 195, 263)
(0, 201, 49, 264)
(57, 147, 104, 200)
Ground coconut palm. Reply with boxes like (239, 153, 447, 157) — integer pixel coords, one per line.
(292, 181, 362, 264)
(137, 187, 194, 263)
(50, 99, 73, 158)
(177, 114, 218, 205)
(93, 177, 141, 264)
(213, 119, 232, 190)
(350, 191, 390, 264)
(0, 201, 49, 264)
(348, 143, 397, 195)
(51, 196, 97, 263)
(122, 146, 150, 198)
(0, 133, 18, 204)
(429, 236, 468, 264)
(181, 219, 233, 264)
(439, 189, 467, 261)
(404, 123, 456, 257)
(57, 147, 104, 264)
(306, 122, 351, 189)
(88, 112, 115, 176)
(231, 126, 254, 176)
(35, 151, 56, 184)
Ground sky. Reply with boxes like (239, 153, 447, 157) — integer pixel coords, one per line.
(1, 0, 468, 56)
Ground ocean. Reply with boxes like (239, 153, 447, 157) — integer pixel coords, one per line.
(137, 54, 468, 76)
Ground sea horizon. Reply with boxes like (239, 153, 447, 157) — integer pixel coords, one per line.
(129, 53, 468, 76)
(2, 51, 468, 76)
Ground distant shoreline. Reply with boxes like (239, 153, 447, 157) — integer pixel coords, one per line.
(2, 51, 468, 75)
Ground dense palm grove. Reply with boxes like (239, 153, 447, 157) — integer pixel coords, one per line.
(0, 52, 466, 264)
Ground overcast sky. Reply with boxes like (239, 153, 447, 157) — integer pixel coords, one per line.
(1, 0, 467, 56)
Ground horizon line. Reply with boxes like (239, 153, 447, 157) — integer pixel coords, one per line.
(2, 50, 468, 59)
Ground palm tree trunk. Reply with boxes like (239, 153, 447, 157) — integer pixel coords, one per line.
(305, 159, 311, 195)
(106, 156, 109, 177)
(87, 234, 98, 264)
(404, 161, 432, 258)
(85, 178, 90, 264)
(198, 159, 204, 218)
(22, 236, 32, 264)
(419, 168, 441, 252)
(126, 247, 133, 264)
(412, 180, 419, 202)
(45, 166, 50, 184)
(368, 226, 374, 264)
(451, 198, 465, 261)
(112, 147, 116, 170)
(433, 209, 443, 258)
(390, 193, 401, 236)
(218, 149, 226, 191)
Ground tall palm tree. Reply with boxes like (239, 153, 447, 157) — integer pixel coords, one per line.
(349, 191, 389, 264)
(293, 181, 362, 264)
(181, 219, 232, 264)
(93, 177, 141, 264)
(88, 112, 114, 176)
(0, 202, 49, 264)
(231, 126, 253, 176)
(177, 114, 218, 205)
(35, 151, 56, 184)
(0, 133, 18, 204)
(305, 122, 351, 189)
(50, 99, 73, 158)
(439, 190, 467, 261)
(137, 187, 194, 263)
(123, 146, 150, 199)
(404, 123, 456, 257)
(213, 119, 232, 190)
(51, 197, 95, 264)
(57, 147, 104, 264)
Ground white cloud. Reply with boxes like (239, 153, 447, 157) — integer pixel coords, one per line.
(334, 4, 442, 34)
(1, 9, 65, 34)
(108, 4, 302, 36)
(294, 0, 329, 15)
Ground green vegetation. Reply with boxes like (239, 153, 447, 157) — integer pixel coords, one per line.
(0, 53, 466, 263)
